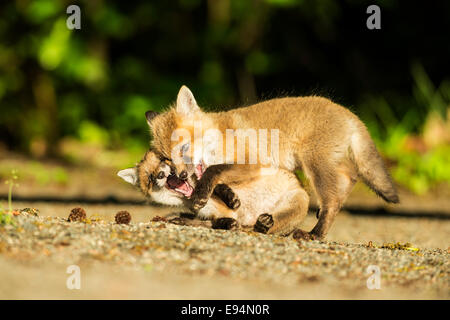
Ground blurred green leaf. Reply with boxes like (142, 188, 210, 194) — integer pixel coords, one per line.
(38, 19, 70, 70)
(25, 0, 61, 23)
(78, 121, 110, 147)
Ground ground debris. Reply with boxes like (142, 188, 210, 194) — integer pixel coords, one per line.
(0, 210, 448, 299)
(381, 242, 420, 252)
(115, 211, 132, 224)
(68, 207, 87, 222)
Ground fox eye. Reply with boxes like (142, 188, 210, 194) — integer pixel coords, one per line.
(157, 171, 165, 179)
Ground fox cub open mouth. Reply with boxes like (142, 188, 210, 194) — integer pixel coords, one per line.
(165, 173, 194, 198)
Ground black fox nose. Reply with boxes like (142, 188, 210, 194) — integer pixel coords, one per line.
(179, 170, 188, 180)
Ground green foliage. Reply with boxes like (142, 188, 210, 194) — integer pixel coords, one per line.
(0, 169, 19, 227)
(392, 145, 450, 194)
(4, 169, 19, 214)
(78, 121, 110, 147)
(360, 65, 450, 194)
(25, 0, 62, 24)
(412, 63, 450, 118)
(0, 1, 449, 195)
(0, 210, 15, 226)
(0, 163, 68, 187)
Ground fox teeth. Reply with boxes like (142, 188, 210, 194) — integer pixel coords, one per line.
(175, 187, 192, 194)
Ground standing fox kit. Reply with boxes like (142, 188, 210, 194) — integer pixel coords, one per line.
(118, 150, 309, 235)
(146, 86, 399, 240)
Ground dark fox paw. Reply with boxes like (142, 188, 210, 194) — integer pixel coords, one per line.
(292, 229, 322, 241)
(167, 217, 186, 225)
(221, 187, 241, 209)
(179, 212, 196, 219)
(191, 186, 211, 211)
(227, 197, 241, 210)
(253, 213, 274, 234)
(212, 217, 239, 230)
(192, 197, 209, 211)
(213, 184, 241, 210)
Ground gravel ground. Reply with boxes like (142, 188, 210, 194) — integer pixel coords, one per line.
(0, 204, 448, 299)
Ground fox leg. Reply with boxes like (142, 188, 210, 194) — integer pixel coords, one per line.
(195, 193, 241, 230)
(294, 158, 357, 240)
(191, 164, 260, 211)
(213, 184, 241, 209)
(211, 217, 239, 230)
(167, 215, 212, 228)
(190, 164, 233, 211)
(254, 188, 309, 236)
(165, 212, 238, 230)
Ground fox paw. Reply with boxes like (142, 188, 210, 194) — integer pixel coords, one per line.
(253, 213, 274, 234)
(213, 184, 241, 210)
(191, 186, 212, 211)
(227, 197, 241, 210)
(221, 187, 241, 209)
(292, 229, 317, 241)
(192, 197, 209, 211)
(168, 217, 186, 226)
(212, 217, 239, 230)
(179, 212, 196, 219)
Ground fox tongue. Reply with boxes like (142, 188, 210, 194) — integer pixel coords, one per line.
(176, 182, 193, 197)
(166, 175, 193, 197)
(195, 163, 204, 179)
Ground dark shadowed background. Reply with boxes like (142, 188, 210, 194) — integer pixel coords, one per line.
(0, 0, 449, 195)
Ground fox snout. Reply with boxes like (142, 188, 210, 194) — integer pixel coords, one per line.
(179, 170, 188, 180)
(170, 160, 196, 180)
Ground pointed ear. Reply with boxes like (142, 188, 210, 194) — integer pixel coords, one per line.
(176, 85, 200, 116)
(145, 110, 160, 126)
(117, 168, 138, 185)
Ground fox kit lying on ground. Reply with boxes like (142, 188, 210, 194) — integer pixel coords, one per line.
(118, 150, 309, 235)
(146, 86, 399, 240)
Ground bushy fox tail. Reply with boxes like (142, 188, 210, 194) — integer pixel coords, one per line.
(350, 131, 400, 204)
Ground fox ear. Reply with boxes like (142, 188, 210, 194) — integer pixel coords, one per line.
(176, 85, 200, 116)
(117, 168, 138, 185)
(145, 110, 159, 126)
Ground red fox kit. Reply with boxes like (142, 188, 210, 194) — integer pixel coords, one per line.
(146, 86, 399, 240)
(118, 150, 309, 235)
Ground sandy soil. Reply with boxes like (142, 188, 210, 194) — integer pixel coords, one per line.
(0, 202, 448, 300)
(0, 155, 448, 299)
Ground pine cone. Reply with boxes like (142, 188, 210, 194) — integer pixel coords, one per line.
(115, 211, 131, 224)
(20, 208, 40, 216)
(68, 207, 86, 222)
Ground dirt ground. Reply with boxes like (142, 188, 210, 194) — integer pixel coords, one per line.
(0, 155, 448, 300)
(0, 201, 448, 300)
(11, 200, 450, 249)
